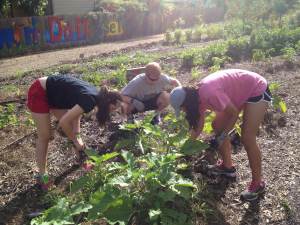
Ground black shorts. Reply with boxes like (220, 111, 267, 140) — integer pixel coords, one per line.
(247, 86, 272, 103)
(143, 93, 161, 111)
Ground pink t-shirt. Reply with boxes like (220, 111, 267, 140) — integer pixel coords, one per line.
(198, 69, 267, 112)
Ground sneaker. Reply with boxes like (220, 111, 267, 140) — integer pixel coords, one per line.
(150, 114, 161, 125)
(35, 174, 53, 191)
(207, 160, 237, 179)
(240, 181, 266, 201)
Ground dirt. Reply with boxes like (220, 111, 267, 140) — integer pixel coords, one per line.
(0, 34, 164, 78)
(0, 41, 299, 225)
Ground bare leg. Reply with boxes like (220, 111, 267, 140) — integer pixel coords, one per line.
(241, 101, 268, 183)
(31, 112, 51, 175)
(156, 91, 170, 112)
(212, 112, 235, 168)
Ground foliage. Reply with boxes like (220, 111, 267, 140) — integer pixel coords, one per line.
(0, 104, 18, 129)
(269, 83, 287, 113)
(0, 0, 48, 17)
(185, 29, 193, 42)
(32, 114, 208, 225)
(281, 47, 297, 63)
(174, 29, 184, 45)
(164, 30, 173, 44)
(226, 36, 250, 61)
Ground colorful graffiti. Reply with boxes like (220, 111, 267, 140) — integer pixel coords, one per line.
(0, 16, 95, 50)
(106, 20, 123, 37)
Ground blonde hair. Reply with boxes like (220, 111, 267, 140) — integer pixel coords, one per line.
(145, 62, 161, 76)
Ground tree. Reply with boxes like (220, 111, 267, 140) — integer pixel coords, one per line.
(0, 0, 48, 18)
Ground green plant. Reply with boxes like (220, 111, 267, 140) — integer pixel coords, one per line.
(0, 104, 18, 129)
(164, 30, 173, 44)
(193, 25, 204, 41)
(0, 84, 21, 96)
(185, 29, 193, 42)
(191, 67, 202, 79)
(226, 36, 250, 61)
(295, 40, 300, 54)
(252, 49, 270, 62)
(281, 47, 296, 63)
(58, 64, 74, 74)
(182, 51, 195, 68)
(269, 83, 287, 113)
(174, 29, 184, 45)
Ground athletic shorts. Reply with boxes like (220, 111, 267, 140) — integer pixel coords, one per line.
(247, 86, 272, 103)
(27, 79, 50, 113)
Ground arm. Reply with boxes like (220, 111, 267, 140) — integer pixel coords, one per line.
(169, 77, 181, 87)
(58, 104, 84, 149)
(220, 102, 239, 135)
(190, 113, 205, 140)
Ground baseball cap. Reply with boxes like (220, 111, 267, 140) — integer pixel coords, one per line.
(170, 87, 186, 117)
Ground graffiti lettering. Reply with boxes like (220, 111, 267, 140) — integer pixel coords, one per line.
(0, 28, 14, 48)
(107, 21, 123, 37)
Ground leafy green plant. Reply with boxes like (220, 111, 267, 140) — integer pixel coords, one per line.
(182, 51, 195, 68)
(32, 122, 207, 225)
(0, 104, 18, 129)
(269, 83, 287, 113)
(252, 49, 271, 62)
(185, 29, 193, 42)
(295, 40, 300, 54)
(193, 25, 204, 41)
(0, 85, 21, 97)
(226, 36, 250, 61)
(191, 67, 202, 79)
(164, 30, 173, 44)
(281, 47, 296, 63)
(174, 29, 184, 45)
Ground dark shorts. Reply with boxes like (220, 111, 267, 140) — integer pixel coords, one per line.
(247, 86, 272, 103)
(143, 92, 161, 111)
(27, 79, 50, 113)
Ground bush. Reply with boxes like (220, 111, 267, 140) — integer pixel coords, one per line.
(174, 29, 184, 45)
(165, 30, 174, 44)
(185, 29, 193, 42)
(226, 36, 250, 61)
(193, 25, 204, 42)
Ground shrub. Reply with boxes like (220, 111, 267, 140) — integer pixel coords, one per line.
(226, 36, 250, 61)
(164, 30, 173, 44)
(281, 47, 296, 63)
(174, 29, 184, 45)
(185, 29, 193, 42)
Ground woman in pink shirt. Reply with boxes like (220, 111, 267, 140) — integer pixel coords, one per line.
(170, 69, 272, 201)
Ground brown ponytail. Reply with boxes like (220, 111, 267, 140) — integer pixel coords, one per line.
(182, 87, 200, 130)
(96, 86, 122, 126)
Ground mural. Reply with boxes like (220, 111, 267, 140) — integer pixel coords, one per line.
(0, 16, 94, 49)
(106, 20, 123, 37)
(0, 14, 126, 57)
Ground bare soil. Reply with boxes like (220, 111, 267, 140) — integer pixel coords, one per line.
(0, 42, 299, 225)
(0, 34, 164, 78)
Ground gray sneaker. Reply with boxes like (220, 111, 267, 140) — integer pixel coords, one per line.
(240, 181, 266, 201)
(207, 160, 237, 179)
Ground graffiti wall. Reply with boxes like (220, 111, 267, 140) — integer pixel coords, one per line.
(0, 6, 224, 58)
(0, 13, 127, 57)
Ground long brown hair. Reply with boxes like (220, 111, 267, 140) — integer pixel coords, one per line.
(96, 86, 122, 126)
(182, 87, 200, 130)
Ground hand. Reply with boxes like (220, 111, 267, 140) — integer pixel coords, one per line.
(209, 131, 228, 149)
(73, 134, 85, 152)
(190, 128, 200, 140)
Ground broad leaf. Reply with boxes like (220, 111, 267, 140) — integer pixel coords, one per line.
(180, 139, 208, 155)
